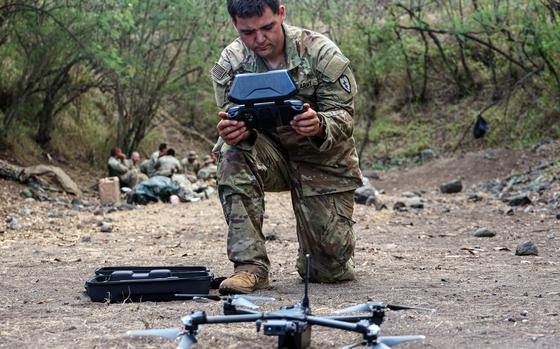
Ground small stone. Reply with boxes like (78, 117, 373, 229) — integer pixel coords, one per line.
(8, 218, 21, 230)
(556, 214, 560, 220)
(474, 228, 496, 238)
(520, 310, 528, 317)
(21, 208, 33, 216)
(71, 198, 84, 206)
(467, 194, 482, 202)
(484, 151, 496, 160)
(393, 201, 407, 212)
(81, 235, 92, 243)
(361, 169, 380, 180)
(354, 186, 377, 205)
(528, 183, 549, 193)
(100, 223, 113, 233)
(401, 191, 419, 198)
(508, 194, 531, 206)
(420, 149, 435, 162)
(515, 241, 538, 256)
(440, 179, 463, 194)
(19, 189, 34, 199)
(365, 196, 387, 211)
(117, 203, 135, 211)
(409, 199, 424, 209)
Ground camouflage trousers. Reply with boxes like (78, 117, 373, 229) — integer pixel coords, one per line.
(215, 134, 356, 283)
(120, 169, 147, 188)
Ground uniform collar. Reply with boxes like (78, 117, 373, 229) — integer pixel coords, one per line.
(241, 23, 301, 73)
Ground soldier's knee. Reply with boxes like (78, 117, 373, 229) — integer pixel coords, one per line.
(317, 217, 356, 263)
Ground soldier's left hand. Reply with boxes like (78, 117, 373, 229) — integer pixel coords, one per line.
(290, 103, 324, 137)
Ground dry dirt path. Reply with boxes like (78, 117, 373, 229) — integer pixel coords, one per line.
(1, 145, 559, 349)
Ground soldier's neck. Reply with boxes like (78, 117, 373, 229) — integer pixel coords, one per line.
(263, 52, 287, 70)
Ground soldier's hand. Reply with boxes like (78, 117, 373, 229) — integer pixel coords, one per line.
(217, 111, 250, 145)
(290, 103, 324, 137)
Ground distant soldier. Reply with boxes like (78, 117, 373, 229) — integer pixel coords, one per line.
(141, 143, 168, 177)
(197, 154, 218, 180)
(107, 148, 147, 188)
(130, 152, 141, 167)
(151, 143, 169, 163)
(154, 148, 182, 177)
(125, 151, 142, 169)
(181, 150, 201, 177)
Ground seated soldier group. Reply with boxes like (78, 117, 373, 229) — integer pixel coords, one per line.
(107, 143, 216, 189)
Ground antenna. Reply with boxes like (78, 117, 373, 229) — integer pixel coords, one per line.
(302, 254, 310, 310)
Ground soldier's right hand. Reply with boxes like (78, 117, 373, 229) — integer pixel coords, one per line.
(217, 111, 250, 145)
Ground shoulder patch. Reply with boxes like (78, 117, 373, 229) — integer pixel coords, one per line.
(210, 63, 229, 83)
(339, 75, 352, 93)
(317, 53, 349, 82)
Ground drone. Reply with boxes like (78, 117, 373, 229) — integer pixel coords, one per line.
(127, 255, 433, 349)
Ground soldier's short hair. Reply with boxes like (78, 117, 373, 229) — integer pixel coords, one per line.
(227, 0, 279, 20)
(110, 147, 121, 157)
(159, 143, 168, 151)
(167, 148, 176, 157)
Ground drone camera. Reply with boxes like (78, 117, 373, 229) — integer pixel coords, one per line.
(263, 320, 301, 336)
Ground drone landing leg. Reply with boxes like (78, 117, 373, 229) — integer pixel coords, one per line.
(276, 325, 311, 349)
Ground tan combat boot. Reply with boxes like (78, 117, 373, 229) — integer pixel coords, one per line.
(218, 271, 269, 295)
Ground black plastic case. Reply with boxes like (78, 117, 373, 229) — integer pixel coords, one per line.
(85, 266, 213, 302)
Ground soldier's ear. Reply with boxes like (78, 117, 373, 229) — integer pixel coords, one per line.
(279, 5, 286, 21)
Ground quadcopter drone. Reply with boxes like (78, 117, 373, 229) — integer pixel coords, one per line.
(127, 255, 433, 349)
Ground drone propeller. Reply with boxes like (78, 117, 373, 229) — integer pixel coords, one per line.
(340, 335, 426, 349)
(126, 328, 181, 340)
(335, 302, 434, 314)
(127, 327, 199, 349)
(177, 334, 197, 349)
(378, 336, 426, 347)
(175, 293, 275, 309)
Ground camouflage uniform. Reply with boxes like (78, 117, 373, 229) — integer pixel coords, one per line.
(182, 159, 201, 176)
(211, 24, 362, 282)
(154, 155, 182, 177)
(108, 156, 147, 188)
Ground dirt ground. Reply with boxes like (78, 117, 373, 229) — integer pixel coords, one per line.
(1, 143, 559, 349)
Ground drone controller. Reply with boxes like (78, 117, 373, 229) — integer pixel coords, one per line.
(226, 70, 305, 130)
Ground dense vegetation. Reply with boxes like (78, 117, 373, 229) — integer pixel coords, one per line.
(0, 0, 558, 169)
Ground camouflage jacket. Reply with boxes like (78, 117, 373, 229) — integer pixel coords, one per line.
(211, 24, 362, 196)
(108, 156, 129, 177)
(154, 155, 182, 177)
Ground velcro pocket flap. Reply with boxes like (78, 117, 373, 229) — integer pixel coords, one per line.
(317, 53, 349, 82)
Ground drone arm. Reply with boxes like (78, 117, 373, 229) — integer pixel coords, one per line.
(305, 315, 373, 334)
(205, 313, 264, 324)
(325, 314, 381, 323)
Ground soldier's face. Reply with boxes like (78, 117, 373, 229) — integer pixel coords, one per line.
(233, 5, 286, 61)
